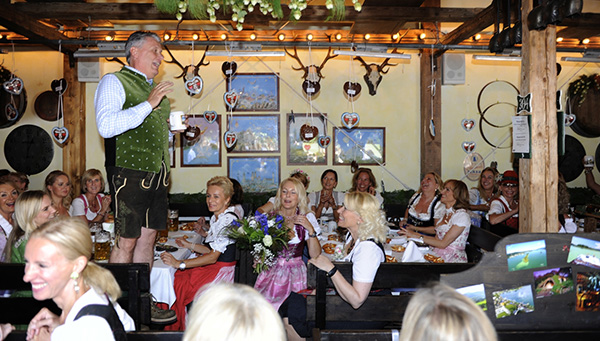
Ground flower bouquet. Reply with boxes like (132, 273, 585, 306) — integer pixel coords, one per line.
(228, 211, 291, 274)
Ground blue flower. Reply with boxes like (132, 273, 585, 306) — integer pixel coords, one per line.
(231, 220, 241, 227)
(255, 212, 269, 234)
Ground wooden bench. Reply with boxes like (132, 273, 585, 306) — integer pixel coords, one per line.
(465, 225, 502, 263)
(0, 263, 150, 330)
(307, 262, 475, 331)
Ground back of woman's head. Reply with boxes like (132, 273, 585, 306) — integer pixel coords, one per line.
(344, 191, 387, 243)
(274, 177, 309, 214)
(183, 283, 285, 341)
(14, 190, 46, 236)
(290, 169, 310, 189)
(400, 283, 497, 341)
(229, 178, 244, 206)
(31, 218, 121, 300)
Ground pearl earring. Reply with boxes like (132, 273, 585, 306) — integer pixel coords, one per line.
(70, 271, 80, 293)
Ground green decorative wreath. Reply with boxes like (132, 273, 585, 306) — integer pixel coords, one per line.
(567, 74, 600, 106)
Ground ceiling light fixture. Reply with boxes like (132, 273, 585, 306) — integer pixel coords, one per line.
(472, 55, 521, 61)
(205, 51, 285, 57)
(333, 50, 411, 60)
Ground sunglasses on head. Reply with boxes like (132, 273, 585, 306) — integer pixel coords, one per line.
(502, 183, 518, 187)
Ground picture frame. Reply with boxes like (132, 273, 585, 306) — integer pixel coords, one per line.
(333, 127, 386, 165)
(226, 73, 280, 112)
(286, 113, 327, 165)
(228, 156, 280, 192)
(180, 114, 221, 167)
(226, 114, 280, 153)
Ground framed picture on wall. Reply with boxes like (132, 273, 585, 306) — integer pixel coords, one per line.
(333, 127, 385, 165)
(180, 114, 221, 167)
(226, 73, 280, 112)
(228, 156, 280, 192)
(226, 114, 280, 153)
(286, 113, 327, 165)
(169, 135, 176, 168)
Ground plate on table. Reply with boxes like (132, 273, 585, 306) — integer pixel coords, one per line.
(322, 242, 341, 255)
(424, 253, 444, 263)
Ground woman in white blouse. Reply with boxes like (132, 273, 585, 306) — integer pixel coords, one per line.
(69, 169, 111, 224)
(400, 179, 471, 263)
(309, 169, 343, 222)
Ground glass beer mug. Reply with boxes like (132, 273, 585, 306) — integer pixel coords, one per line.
(94, 230, 111, 261)
(168, 209, 179, 232)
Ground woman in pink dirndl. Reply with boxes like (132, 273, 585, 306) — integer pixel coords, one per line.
(254, 177, 322, 310)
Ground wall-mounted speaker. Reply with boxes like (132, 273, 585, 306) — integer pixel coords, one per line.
(77, 58, 100, 82)
(442, 54, 465, 85)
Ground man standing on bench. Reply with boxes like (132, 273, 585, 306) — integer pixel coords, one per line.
(95, 31, 178, 324)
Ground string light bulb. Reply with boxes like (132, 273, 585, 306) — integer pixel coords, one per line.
(105, 34, 114, 41)
(419, 32, 426, 40)
(335, 33, 342, 41)
(192, 33, 200, 40)
(392, 33, 399, 40)
(221, 33, 228, 41)
(473, 33, 481, 41)
(278, 33, 285, 41)
(163, 33, 170, 41)
(556, 37, 563, 43)
(582, 38, 590, 45)
(250, 33, 257, 40)
(306, 33, 313, 41)
(364, 33, 371, 40)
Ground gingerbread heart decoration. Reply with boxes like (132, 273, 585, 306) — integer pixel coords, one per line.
(341, 112, 360, 129)
(224, 130, 237, 149)
(221, 61, 237, 78)
(203, 111, 217, 124)
(3, 77, 23, 95)
(51, 126, 69, 145)
(565, 113, 576, 127)
(461, 119, 475, 132)
(343, 81, 362, 98)
(185, 76, 203, 95)
(302, 80, 320, 96)
(224, 91, 239, 109)
(51, 78, 68, 96)
(184, 125, 201, 141)
(300, 124, 318, 142)
(317, 135, 331, 148)
(5, 103, 18, 122)
(462, 141, 476, 153)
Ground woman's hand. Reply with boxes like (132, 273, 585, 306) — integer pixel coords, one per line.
(193, 217, 208, 237)
(27, 308, 59, 341)
(174, 237, 191, 249)
(100, 195, 112, 211)
(1, 323, 14, 341)
(309, 254, 335, 272)
(293, 215, 314, 234)
(160, 252, 179, 268)
(398, 226, 419, 240)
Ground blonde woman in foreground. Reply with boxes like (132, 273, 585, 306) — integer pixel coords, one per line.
(399, 282, 497, 341)
(183, 283, 285, 341)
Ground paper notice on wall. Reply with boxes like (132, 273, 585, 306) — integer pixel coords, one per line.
(512, 116, 530, 154)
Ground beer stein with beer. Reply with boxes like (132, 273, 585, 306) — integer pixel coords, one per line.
(94, 230, 111, 261)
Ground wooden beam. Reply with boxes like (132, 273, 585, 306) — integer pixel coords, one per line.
(12, 3, 483, 23)
(62, 55, 86, 196)
(439, 2, 496, 47)
(519, 0, 558, 233)
(0, 1, 76, 54)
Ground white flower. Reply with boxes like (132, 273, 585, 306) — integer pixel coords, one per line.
(263, 235, 273, 247)
(237, 226, 246, 235)
(249, 219, 257, 228)
(268, 219, 274, 228)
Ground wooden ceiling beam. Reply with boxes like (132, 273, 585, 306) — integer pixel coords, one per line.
(11, 3, 483, 23)
(0, 2, 77, 54)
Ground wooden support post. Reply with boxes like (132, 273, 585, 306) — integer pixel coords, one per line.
(62, 55, 86, 196)
(519, 0, 558, 233)
(419, 49, 442, 179)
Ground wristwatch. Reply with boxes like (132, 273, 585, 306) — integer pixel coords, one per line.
(178, 261, 186, 270)
(308, 231, 318, 238)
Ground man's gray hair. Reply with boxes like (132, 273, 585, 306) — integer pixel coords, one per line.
(125, 31, 161, 64)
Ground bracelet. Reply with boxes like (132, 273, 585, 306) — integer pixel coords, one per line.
(308, 231, 318, 238)
(326, 266, 338, 277)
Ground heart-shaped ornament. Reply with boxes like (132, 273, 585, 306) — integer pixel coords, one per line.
(224, 130, 237, 149)
(184, 125, 201, 141)
(51, 126, 69, 145)
(343, 81, 362, 97)
(565, 113, 576, 127)
(462, 141, 476, 153)
(3, 77, 23, 95)
(341, 112, 360, 129)
(300, 124, 318, 142)
(185, 76, 203, 95)
(461, 119, 475, 132)
(221, 61, 237, 78)
(350, 160, 359, 173)
(203, 111, 217, 124)
(5, 103, 18, 121)
(317, 135, 331, 148)
(224, 91, 239, 109)
(302, 80, 320, 96)
(51, 78, 68, 96)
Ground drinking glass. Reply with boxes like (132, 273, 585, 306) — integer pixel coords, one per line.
(94, 230, 111, 261)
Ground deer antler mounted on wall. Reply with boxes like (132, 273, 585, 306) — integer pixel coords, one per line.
(164, 45, 210, 96)
(284, 46, 337, 96)
(354, 48, 399, 96)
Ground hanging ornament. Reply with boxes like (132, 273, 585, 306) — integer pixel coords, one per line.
(221, 61, 237, 78)
(224, 91, 239, 109)
(302, 80, 320, 96)
(3, 77, 23, 95)
(184, 125, 202, 141)
(317, 135, 331, 148)
(203, 110, 217, 124)
(51, 78, 68, 96)
(462, 141, 476, 153)
(51, 126, 69, 145)
(461, 118, 475, 132)
(300, 124, 318, 142)
(350, 160, 359, 173)
(565, 113, 576, 127)
(185, 76, 203, 95)
(341, 112, 360, 129)
(5, 103, 18, 122)
(224, 130, 238, 149)
(343, 81, 361, 98)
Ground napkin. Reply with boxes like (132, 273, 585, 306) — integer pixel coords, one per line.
(401, 241, 426, 263)
(389, 236, 407, 245)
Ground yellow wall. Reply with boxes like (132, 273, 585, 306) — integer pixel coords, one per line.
(1, 49, 599, 195)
